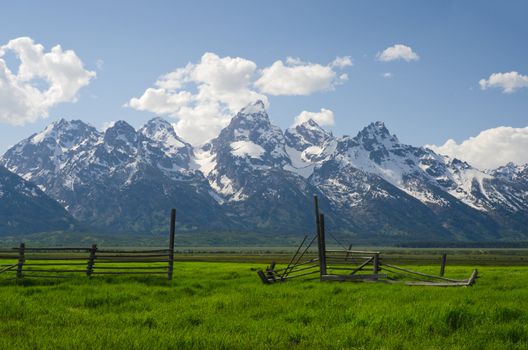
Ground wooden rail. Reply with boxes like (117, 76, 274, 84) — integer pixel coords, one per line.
(0, 209, 177, 281)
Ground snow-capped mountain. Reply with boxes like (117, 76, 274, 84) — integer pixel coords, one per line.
(1, 100, 527, 241)
(284, 119, 334, 178)
(1, 118, 230, 233)
(198, 100, 332, 232)
(0, 166, 76, 234)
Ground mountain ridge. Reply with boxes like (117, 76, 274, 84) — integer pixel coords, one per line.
(1, 100, 527, 241)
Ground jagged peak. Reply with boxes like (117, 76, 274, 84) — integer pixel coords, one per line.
(358, 121, 391, 137)
(140, 117, 187, 149)
(226, 100, 271, 132)
(354, 121, 399, 150)
(104, 120, 137, 143)
(144, 116, 172, 128)
(239, 100, 266, 115)
(30, 118, 98, 144)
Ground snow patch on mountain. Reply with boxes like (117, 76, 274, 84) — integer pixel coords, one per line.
(230, 140, 265, 159)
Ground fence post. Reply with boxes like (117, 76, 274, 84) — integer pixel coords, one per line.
(168, 208, 176, 281)
(345, 243, 353, 262)
(87, 244, 97, 277)
(318, 213, 327, 278)
(439, 253, 447, 277)
(16, 243, 25, 279)
(373, 253, 380, 274)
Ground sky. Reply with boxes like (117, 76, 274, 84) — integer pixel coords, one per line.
(0, 0, 527, 169)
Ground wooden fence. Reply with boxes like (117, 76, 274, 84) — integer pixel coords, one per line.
(258, 197, 480, 287)
(0, 209, 177, 281)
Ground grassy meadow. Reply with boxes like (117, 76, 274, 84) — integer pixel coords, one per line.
(1, 260, 527, 349)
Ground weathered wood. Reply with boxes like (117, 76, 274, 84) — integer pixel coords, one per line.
(24, 262, 88, 266)
(405, 271, 477, 287)
(23, 247, 91, 251)
(282, 269, 320, 280)
(95, 259, 170, 263)
(92, 271, 168, 275)
(0, 264, 17, 274)
(0, 255, 19, 259)
(23, 269, 87, 273)
(281, 235, 317, 279)
(326, 249, 381, 254)
(94, 266, 168, 270)
(272, 258, 318, 273)
(382, 263, 468, 283)
(467, 269, 478, 285)
(405, 282, 466, 287)
(168, 208, 176, 281)
(373, 253, 380, 274)
(321, 274, 387, 282)
(318, 213, 327, 278)
(87, 244, 97, 277)
(257, 270, 271, 284)
(440, 253, 447, 277)
(23, 256, 91, 260)
(285, 264, 320, 274)
(97, 249, 170, 254)
(280, 235, 308, 278)
(16, 243, 25, 278)
(95, 254, 168, 258)
(349, 257, 375, 275)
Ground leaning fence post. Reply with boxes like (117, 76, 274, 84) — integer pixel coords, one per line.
(87, 244, 97, 277)
(168, 208, 176, 281)
(318, 213, 327, 278)
(16, 243, 25, 279)
(439, 253, 447, 277)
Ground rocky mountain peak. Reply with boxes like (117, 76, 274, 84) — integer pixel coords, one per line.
(356, 121, 398, 145)
(30, 118, 99, 146)
(285, 119, 333, 152)
(139, 117, 186, 150)
(104, 120, 138, 145)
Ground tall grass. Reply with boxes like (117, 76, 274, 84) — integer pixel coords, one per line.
(0, 263, 527, 349)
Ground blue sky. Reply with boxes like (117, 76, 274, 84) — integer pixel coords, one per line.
(1, 0, 527, 168)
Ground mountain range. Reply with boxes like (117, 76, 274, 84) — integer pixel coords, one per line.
(1, 100, 527, 243)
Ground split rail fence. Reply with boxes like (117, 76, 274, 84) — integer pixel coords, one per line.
(0, 209, 177, 281)
(258, 196, 480, 287)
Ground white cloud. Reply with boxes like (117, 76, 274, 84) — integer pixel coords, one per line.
(377, 44, 420, 62)
(331, 56, 353, 68)
(254, 57, 350, 96)
(382, 72, 393, 79)
(128, 53, 351, 144)
(101, 121, 115, 131)
(293, 108, 335, 126)
(427, 126, 528, 169)
(479, 71, 528, 93)
(127, 52, 268, 144)
(0, 37, 95, 125)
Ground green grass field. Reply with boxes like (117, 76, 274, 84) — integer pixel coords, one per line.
(1, 261, 527, 349)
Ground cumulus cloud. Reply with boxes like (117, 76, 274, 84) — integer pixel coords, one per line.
(0, 37, 95, 125)
(479, 71, 528, 93)
(377, 44, 419, 62)
(427, 126, 528, 169)
(127, 52, 268, 144)
(293, 108, 335, 126)
(382, 72, 393, 79)
(128, 53, 351, 144)
(254, 56, 350, 96)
